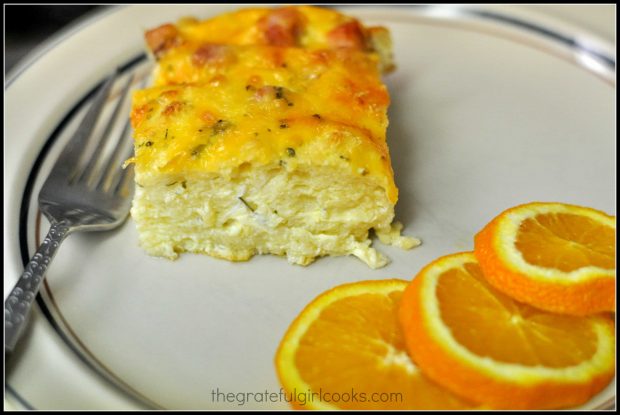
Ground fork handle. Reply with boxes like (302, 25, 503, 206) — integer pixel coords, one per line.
(5, 222, 71, 353)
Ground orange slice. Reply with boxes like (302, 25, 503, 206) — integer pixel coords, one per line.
(399, 252, 615, 409)
(275, 279, 475, 409)
(474, 202, 615, 315)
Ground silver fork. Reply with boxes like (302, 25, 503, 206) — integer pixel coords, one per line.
(5, 69, 137, 353)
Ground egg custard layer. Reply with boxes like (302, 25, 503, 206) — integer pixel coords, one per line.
(129, 6, 419, 268)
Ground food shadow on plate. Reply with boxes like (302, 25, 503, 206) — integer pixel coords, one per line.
(384, 72, 420, 230)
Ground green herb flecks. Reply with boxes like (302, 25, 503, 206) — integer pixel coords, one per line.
(275, 87, 284, 99)
(191, 144, 206, 157)
(211, 119, 232, 136)
(274, 86, 294, 107)
(238, 196, 256, 212)
(165, 180, 187, 188)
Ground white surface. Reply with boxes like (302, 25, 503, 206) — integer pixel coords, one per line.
(4, 5, 616, 410)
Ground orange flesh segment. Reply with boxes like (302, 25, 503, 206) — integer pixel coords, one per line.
(294, 291, 472, 409)
(437, 262, 599, 367)
(515, 213, 616, 272)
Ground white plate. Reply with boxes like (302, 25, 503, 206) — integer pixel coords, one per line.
(5, 5, 615, 410)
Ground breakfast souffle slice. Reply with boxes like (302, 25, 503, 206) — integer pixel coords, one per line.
(127, 6, 419, 268)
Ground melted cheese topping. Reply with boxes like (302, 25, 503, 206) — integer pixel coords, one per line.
(174, 6, 372, 49)
(130, 6, 398, 203)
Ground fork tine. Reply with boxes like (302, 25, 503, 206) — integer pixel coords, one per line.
(110, 142, 136, 195)
(115, 165, 135, 198)
(96, 119, 132, 191)
(52, 72, 118, 179)
(74, 73, 135, 186)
